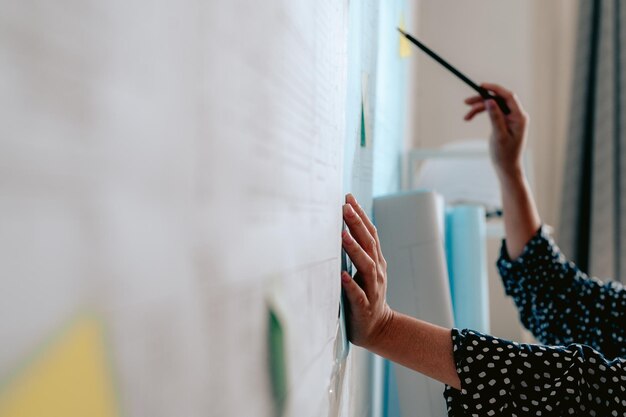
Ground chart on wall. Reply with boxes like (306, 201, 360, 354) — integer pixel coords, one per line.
(0, 1, 410, 417)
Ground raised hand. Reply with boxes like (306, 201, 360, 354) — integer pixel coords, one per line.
(464, 83, 529, 178)
(464, 83, 540, 259)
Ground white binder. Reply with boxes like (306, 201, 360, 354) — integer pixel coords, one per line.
(373, 190, 454, 417)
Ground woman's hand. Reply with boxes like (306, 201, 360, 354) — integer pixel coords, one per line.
(465, 83, 541, 259)
(339, 194, 461, 388)
(340, 194, 394, 350)
(464, 83, 529, 179)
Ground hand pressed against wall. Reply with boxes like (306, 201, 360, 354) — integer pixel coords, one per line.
(340, 194, 394, 350)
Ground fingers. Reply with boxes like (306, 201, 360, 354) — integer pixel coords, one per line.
(464, 95, 483, 105)
(342, 228, 377, 297)
(341, 271, 369, 317)
(343, 202, 378, 265)
(485, 99, 508, 135)
(480, 83, 523, 116)
(480, 83, 512, 100)
(345, 194, 385, 264)
(341, 271, 368, 313)
(464, 102, 486, 121)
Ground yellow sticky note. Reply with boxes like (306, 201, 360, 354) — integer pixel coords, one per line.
(0, 317, 119, 417)
(399, 14, 411, 58)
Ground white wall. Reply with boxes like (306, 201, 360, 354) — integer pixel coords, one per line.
(529, 0, 578, 238)
(413, 1, 533, 149)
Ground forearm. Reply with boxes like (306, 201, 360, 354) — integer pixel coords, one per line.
(369, 310, 461, 390)
(498, 167, 541, 259)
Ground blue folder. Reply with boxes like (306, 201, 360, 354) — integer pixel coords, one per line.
(445, 205, 490, 333)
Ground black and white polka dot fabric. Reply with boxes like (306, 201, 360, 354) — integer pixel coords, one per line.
(497, 226, 626, 356)
(443, 226, 626, 416)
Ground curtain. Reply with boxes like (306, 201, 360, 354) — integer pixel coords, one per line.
(559, 0, 626, 281)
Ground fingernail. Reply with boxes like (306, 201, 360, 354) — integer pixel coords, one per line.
(343, 204, 355, 217)
(349, 194, 358, 204)
(341, 272, 351, 283)
(342, 230, 351, 242)
(486, 100, 494, 110)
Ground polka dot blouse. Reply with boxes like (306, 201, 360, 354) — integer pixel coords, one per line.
(443, 226, 626, 416)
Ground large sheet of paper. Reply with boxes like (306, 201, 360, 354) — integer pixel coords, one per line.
(0, 0, 349, 416)
(204, 1, 348, 415)
(0, 0, 410, 416)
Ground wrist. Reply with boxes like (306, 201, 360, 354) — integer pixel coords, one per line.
(496, 164, 526, 184)
(367, 305, 396, 351)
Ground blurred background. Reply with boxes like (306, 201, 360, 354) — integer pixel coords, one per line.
(406, 0, 578, 344)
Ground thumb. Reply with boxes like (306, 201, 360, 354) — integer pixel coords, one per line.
(486, 99, 508, 135)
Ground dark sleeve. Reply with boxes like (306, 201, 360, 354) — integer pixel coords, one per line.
(497, 226, 626, 358)
(443, 328, 626, 416)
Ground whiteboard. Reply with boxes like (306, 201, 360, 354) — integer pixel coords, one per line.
(0, 0, 410, 416)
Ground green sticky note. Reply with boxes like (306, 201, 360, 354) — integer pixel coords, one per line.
(360, 100, 367, 147)
(268, 307, 287, 416)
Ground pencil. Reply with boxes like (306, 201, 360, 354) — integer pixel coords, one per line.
(398, 28, 511, 115)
